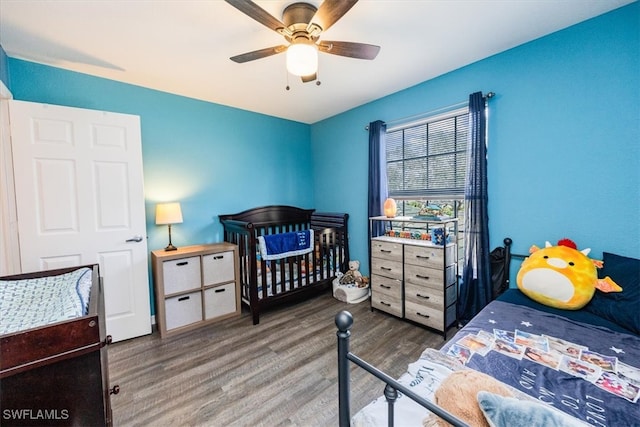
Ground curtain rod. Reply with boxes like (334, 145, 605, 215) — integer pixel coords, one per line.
(364, 91, 495, 131)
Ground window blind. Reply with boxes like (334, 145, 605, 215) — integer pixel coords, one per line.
(386, 108, 469, 199)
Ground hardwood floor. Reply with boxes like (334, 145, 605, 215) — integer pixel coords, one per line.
(108, 292, 454, 426)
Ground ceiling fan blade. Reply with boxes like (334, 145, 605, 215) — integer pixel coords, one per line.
(230, 45, 287, 63)
(301, 73, 317, 83)
(318, 41, 380, 60)
(307, 0, 358, 33)
(225, 0, 286, 34)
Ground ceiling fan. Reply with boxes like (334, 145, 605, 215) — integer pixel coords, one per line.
(225, 0, 380, 83)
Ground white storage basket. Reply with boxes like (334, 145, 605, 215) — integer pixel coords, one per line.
(332, 278, 370, 304)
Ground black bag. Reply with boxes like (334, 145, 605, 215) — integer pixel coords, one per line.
(490, 246, 508, 299)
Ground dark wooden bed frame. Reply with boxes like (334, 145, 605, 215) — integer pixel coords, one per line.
(0, 264, 116, 426)
(220, 205, 349, 325)
(335, 238, 519, 427)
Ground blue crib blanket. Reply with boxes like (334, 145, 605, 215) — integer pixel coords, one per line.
(258, 229, 314, 261)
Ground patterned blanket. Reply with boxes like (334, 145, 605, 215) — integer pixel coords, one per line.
(354, 300, 640, 426)
(440, 300, 640, 426)
(0, 268, 92, 335)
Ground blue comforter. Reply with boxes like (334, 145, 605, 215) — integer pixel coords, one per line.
(441, 299, 640, 426)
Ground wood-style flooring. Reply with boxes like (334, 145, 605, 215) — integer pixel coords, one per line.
(108, 292, 454, 426)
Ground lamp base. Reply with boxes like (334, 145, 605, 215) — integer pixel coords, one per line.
(164, 243, 178, 251)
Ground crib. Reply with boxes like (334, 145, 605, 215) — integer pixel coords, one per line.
(220, 205, 349, 324)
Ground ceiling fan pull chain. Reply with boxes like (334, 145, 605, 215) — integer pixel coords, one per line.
(286, 67, 290, 91)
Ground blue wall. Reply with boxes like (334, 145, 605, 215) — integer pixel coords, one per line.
(311, 2, 640, 275)
(6, 60, 314, 252)
(4, 3, 638, 301)
(0, 45, 9, 89)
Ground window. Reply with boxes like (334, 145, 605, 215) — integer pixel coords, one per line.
(386, 107, 469, 199)
(385, 107, 470, 272)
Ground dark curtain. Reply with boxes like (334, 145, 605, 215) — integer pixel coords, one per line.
(458, 92, 491, 324)
(368, 120, 388, 238)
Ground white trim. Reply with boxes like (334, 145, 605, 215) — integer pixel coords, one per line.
(386, 106, 468, 133)
(0, 80, 12, 100)
(1, 95, 22, 275)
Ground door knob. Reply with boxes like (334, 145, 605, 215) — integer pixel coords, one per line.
(126, 236, 144, 243)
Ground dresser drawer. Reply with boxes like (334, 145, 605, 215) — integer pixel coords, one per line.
(406, 302, 457, 331)
(165, 291, 203, 330)
(204, 283, 236, 320)
(371, 274, 402, 299)
(405, 264, 443, 289)
(163, 256, 202, 295)
(370, 239, 403, 262)
(202, 251, 235, 286)
(404, 244, 456, 269)
(405, 282, 457, 308)
(405, 302, 443, 329)
(371, 292, 403, 317)
(405, 264, 457, 288)
(371, 258, 403, 281)
(405, 283, 443, 309)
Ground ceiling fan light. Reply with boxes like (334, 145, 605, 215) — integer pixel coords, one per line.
(286, 43, 318, 76)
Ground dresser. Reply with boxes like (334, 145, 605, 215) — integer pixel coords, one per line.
(151, 243, 241, 338)
(370, 216, 458, 337)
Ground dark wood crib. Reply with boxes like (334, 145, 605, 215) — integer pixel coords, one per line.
(220, 205, 349, 325)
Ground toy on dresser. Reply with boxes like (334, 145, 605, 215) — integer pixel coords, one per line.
(333, 260, 370, 304)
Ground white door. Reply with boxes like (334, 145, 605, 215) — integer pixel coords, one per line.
(9, 100, 151, 342)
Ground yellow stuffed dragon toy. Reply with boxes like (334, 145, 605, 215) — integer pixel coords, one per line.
(517, 238, 622, 310)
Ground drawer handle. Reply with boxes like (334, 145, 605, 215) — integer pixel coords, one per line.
(416, 255, 430, 259)
(380, 284, 391, 289)
(214, 288, 226, 293)
(416, 293, 430, 300)
(380, 301, 391, 307)
(213, 255, 224, 260)
(416, 274, 430, 280)
(380, 249, 391, 253)
(178, 296, 190, 301)
(176, 261, 189, 266)
(416, 312, 430, 319)
(380, 266, 392, 271)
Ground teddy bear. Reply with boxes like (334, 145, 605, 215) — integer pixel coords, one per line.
(339, 260, 362, 285)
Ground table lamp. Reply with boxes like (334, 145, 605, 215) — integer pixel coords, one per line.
(155, 202, 183, 251)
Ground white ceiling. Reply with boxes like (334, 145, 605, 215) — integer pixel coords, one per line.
(0, 0, 633, 124)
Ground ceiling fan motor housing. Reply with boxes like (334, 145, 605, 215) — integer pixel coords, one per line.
(282, 2, 321, 42)
(283, 2, 317, 27)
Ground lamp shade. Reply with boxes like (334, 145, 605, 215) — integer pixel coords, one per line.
(155, 202, 183, 225)
(383, 198, 397, 218)
(286, 42, 318, 76)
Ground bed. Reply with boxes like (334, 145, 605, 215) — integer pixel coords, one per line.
(220, 205, 349, 325)
(0, 265, 115, 426)
(337, 239, 640, 427)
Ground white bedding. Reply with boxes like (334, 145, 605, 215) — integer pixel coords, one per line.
(0, 267, 92, 335)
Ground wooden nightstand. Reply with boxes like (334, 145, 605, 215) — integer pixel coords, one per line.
(151, 242, 240, 338)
